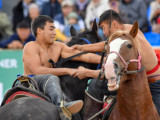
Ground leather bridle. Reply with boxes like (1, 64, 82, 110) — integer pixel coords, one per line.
(107, 51, 144, 75)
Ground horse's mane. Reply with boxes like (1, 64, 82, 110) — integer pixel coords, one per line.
(108, 30, 141, 52)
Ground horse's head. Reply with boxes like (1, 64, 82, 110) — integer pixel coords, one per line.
(104, 22, 141, 91)
(67, 19, 102, 46)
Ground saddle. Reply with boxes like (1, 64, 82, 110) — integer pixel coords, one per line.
(1, 86, 51, 106)
(102, 97, 116, 120)
(1, 75, 51, 106)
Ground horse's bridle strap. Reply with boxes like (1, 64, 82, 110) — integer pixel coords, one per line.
(109, 51, 127, 68)
(109, 51, 142, 71)
(129, 53, 142, 70)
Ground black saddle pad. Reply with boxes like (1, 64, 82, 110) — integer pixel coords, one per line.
(1, 86, 51, 106)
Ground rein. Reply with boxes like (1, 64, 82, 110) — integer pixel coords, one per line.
(97, 10, 112, 80)
(49, 51, 90, 68)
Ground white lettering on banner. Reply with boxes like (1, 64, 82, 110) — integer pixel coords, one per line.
(0, 59, 17, 68)
(0, 83, 3, 105)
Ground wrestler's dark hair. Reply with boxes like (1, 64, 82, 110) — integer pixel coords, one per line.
(31, 15, 53, 37)
(99, 10, 123, 26)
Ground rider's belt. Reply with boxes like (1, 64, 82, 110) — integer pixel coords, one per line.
(28, 75, 35, 77)
(17, 74, 35, 77)
(148, 75, 160, 83)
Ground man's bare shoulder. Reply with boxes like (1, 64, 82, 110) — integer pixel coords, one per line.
(124, 24, 151, 49)
(124, 24, 144, 35)
(53, 41, 67, 48)
(23, 41, 39, 53)
(54, 41, 65, 46)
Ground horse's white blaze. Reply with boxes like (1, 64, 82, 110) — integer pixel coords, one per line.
(105, 38, 127, 80)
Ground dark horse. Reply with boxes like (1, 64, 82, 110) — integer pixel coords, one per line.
(59, 20, 102, 101)
(0, 79, 61, 120)
(103, 22, 159, 120)
(0, 20, 102, 120)
(58, 20, 102, 119)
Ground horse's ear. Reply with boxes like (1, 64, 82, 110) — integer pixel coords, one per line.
(129, 21, 139, 38)
(70, 26, 78, 36)
(92, 19, 98, 34)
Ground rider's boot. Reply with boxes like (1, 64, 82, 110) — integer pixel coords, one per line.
(44, 75, 83, 119)
(83, 90, 104, 120)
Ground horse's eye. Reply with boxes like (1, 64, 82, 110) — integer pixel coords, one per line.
(127, 44, 132, 49)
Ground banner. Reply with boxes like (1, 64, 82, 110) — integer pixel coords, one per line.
(0, 83, 3, 104)
(0, 50, 23, 103)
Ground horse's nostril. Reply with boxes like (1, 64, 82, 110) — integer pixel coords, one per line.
(114, 63, 118, 68)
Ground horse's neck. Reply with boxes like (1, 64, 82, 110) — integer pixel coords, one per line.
(112, 69, 158, 120)
(118, 69, 152, 104)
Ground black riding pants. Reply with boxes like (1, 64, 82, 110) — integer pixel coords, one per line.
(31, 74, 63, 106)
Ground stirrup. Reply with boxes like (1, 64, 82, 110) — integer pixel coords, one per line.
(60, 100, 72, 120)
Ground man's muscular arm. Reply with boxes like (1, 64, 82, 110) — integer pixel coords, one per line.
(71, 41, 105, 52)
(59, 42, 102, 64)
(23, 42, 76, 76)
(73, 66, 104, 80)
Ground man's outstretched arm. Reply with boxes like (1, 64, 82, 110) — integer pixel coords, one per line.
(73, 66, 104, 80)
(71, 41, 105, 52)
(59, 42, 102, 64)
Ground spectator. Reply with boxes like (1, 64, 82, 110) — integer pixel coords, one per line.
(119, 0, 149, 32)
(149, 0, 160, 33)
(108, 0, 120, 13)
(41, 0, 61, 19)
(57, 0, 63, 4)
(85, 0, 110, 29)
(0, 0, 2, 9)
(24, 3, 40, 27)
(35, 0, 49, 10)
(144, 0, 154, 8)
(64, 12, 82, 37)
(75, 0, 89, 20)
(0, 11, 13, 44)
(54, 0, 85, 42)
(0, 21, 35, 49)
(12, 0, 34, 32)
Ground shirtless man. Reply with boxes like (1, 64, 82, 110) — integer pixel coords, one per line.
(23, 15, 101, 119)
(72, 10, 160, 117)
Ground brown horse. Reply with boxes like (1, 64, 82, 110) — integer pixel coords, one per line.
(104, 22, 160, 120)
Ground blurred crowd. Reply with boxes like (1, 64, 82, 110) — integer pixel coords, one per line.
(0, 0, 159, 49)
